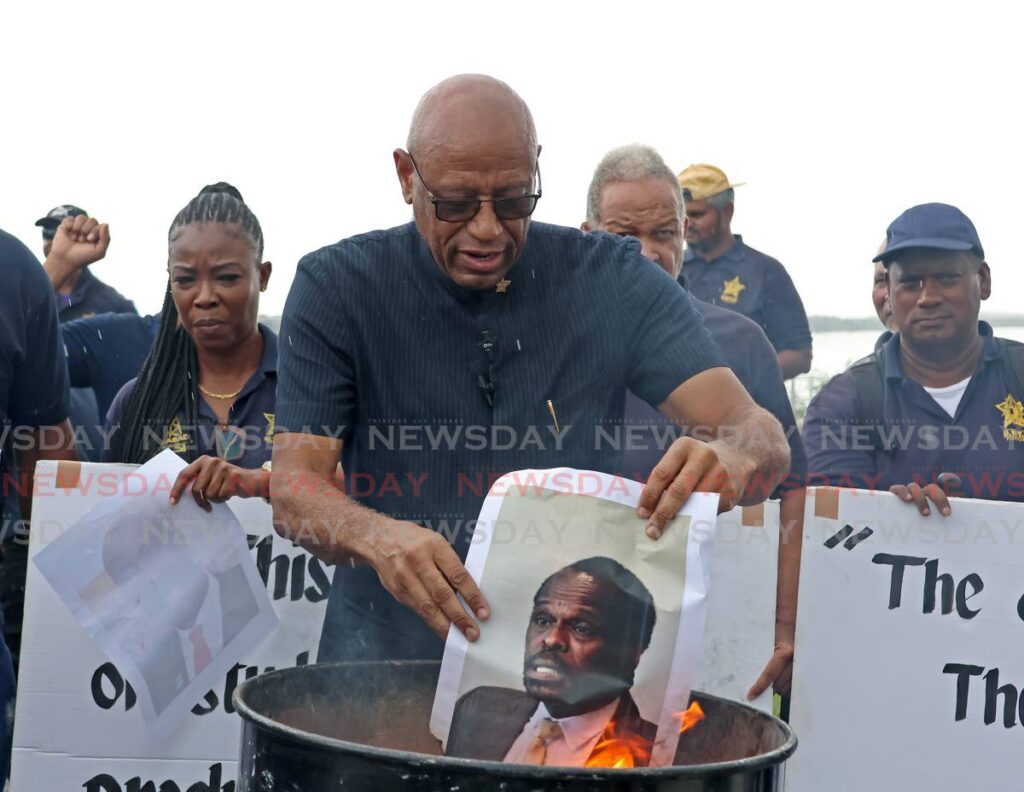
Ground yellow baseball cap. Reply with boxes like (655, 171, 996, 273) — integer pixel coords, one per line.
(677, 164, 744, 201)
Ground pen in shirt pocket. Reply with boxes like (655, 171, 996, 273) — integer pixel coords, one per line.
(546, 399, 560, 434)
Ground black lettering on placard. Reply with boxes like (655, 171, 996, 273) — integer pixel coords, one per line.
(91, 663, 137, 711)
(91, 653, 311, 716)
(922, 560, 985, 619)
(191, 690, 219, 716)
(942, 664, 1024, 728)
(943, 663, 984, 721)
(253, 534, 332, 603)
(984, 668, 1020, 728)
(924, 559, 955, 614)
(306, 556, 331, 602)
(872, 554, 984, 618)
(83, 763, 234, 791)
(872, 553, 927, 609)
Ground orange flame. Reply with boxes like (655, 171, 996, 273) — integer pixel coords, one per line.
(584, 720, 652, 769)
(675, 700, 705, 733)
(583, 700, 706, 769)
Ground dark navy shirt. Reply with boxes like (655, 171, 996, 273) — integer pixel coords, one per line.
(276, 222, 724, 663)
(0, 230, 71, 513)
(621, 297, 805, 496)
(104, 325, 277, 469)
(802, 323, 1024, 501)
(680, 235, 812, 353)
(56, 268, 136, 322)
(62, 313, 160, 419)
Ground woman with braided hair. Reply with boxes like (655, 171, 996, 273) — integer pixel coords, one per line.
(105, 183, 276, 509)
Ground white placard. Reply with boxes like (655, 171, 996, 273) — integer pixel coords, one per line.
(788, 487, 1024, 791)
(33, 450, 278, 737)
(11, 461, 331, 791)
(693, 500, 778, 712)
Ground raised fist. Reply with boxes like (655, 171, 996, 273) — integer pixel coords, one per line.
(49, 214, 111, 270)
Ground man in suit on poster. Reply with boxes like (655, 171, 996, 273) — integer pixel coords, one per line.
(446, 557, 658, 767)
(94, 516, 259, 714)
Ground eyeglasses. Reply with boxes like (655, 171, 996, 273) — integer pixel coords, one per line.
(408, 153, 542, 222)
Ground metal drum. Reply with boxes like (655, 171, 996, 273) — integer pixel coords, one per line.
(234, 660, 796, 791)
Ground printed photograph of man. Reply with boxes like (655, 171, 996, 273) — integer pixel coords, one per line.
(446, 556, 657, 767)
(85, 513, 260, 716)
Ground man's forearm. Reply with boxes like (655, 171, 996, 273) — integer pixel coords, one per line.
(709, 404, 790, 505)
(42, 252, 81, 294)
(271, 468, 385, 564)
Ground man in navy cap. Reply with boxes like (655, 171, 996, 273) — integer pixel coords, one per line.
(35, 205, 136, 322)
(803, 203, 1024, 513)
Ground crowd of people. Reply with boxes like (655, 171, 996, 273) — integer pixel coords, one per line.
(1, 72, 1020, 777)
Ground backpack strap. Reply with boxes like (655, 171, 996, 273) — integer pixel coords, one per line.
(849, 352, 886, 456)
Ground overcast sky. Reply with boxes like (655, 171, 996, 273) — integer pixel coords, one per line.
(3, 1, 1021, 320)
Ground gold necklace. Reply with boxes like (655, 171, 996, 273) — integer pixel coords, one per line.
(198, 383, 243, 400)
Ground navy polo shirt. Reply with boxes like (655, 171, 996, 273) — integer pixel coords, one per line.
(104, 325, 277, 469)
(276, 221, 724, 663)
(56, 268, 137, 322)
(802, 323, 1024, 501)
(63, 313, 160, 419)
(680, 235, 812, 354)
(0, 230, 71, 512)
(621, 297, 805, 496)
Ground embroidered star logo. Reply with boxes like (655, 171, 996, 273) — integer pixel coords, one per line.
(161, 416, 190, 453)
(996, 394, 1024, 431)
(720, 275, 746, 304)
(495, 279, 511, 294)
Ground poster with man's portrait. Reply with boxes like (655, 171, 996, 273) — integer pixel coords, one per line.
(33, 450, 277, 736)
(431, 468, 717, 769)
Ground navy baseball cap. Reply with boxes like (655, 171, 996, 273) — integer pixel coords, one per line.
(35, 204, 87, 237)
(873, 203, 984, 265)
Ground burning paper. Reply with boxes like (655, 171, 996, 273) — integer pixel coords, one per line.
(431, 468, 716, 768)
(33, 449, 277, 737)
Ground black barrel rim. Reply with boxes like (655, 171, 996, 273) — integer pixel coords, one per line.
(233, 660, 797, 781)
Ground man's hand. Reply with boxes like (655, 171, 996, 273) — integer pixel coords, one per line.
(50, 215, 111, 269)
(44, 215, 111, 291)
(637, 437, 748, 538)
(642, 368, 790, 539)
(748, 620, 795, 699)
(169, 456, 269, 511)
(363, 519, 490, 642)
(271, 432, 491, 643)
(889, 473, 962, 517)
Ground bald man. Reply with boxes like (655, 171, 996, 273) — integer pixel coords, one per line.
(271, 74, 790, 664)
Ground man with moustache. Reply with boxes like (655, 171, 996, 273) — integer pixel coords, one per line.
(678, 165, 813, 379)
(803, 203, 1024, 512)
(582, 144, 804, 699)
(270, 75, 791, 665)
(446, 557, 657, 766)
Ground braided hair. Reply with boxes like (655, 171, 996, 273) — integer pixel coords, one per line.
(108, 183, 264, 465)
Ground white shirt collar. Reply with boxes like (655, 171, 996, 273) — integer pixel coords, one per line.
(532, 698, 620, 751)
